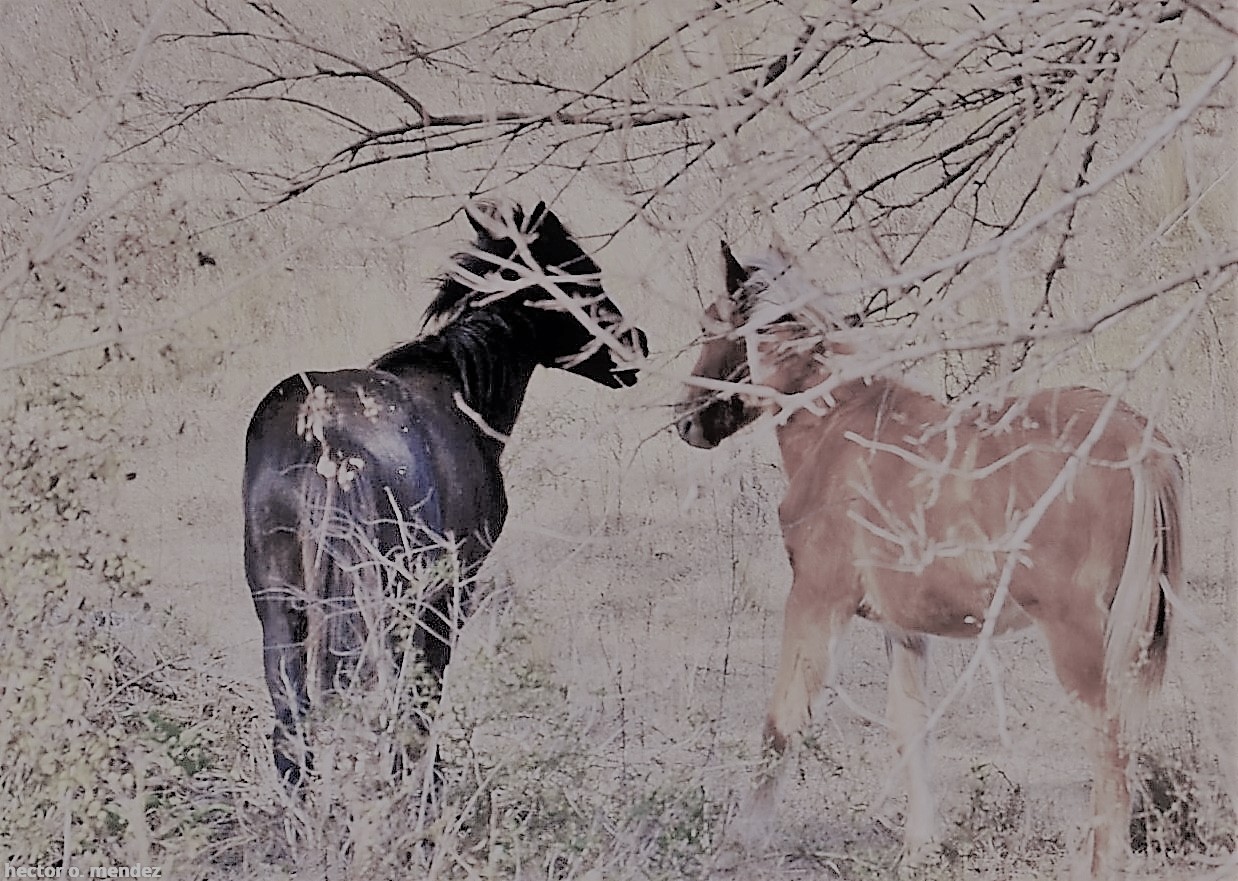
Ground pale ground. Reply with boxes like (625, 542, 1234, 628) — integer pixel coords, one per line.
(3, 1, 1236, 878)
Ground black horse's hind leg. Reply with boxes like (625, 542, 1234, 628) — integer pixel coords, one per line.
(262, 599, 311, 786)
(246, 529, 312, 787)
(420, 590, 457, 693)
(419, 584, 477, 708)
(390, 588, 469, 794)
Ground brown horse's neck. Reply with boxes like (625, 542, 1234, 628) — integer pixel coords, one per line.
(772, 375, 904, 478)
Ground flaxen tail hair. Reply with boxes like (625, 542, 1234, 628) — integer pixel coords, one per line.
(1104, 449, 1183, 730)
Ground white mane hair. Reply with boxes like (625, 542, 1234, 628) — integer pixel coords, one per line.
(737, 249, 845, 331)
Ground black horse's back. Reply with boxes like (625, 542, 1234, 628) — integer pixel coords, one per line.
(246, 368, 481, 540)
(243, 201, 648, 785)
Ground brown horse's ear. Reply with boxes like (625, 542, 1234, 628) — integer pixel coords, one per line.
(721, 241, 747, 296)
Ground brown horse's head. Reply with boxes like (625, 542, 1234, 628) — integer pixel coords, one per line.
(674, 242, 765, 448)
(676, 241, 859, 448)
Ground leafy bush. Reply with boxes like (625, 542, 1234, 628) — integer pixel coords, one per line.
(1130, 730, 1237, 860)
(0, 384, 243, 872)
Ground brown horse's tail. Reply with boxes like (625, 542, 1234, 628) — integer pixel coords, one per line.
(299, 450, 384, 705)
(1104, 448, 1183, 726)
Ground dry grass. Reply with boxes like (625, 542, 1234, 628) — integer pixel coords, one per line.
(2, 1, 1235, 878)
(2, 376, 1235, 879)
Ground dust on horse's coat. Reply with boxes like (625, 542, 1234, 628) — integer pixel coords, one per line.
(676, 242, 1180, 878)
(243, 202, 648, 785)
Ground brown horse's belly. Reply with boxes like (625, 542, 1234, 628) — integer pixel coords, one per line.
(854, 563, 1034, 638)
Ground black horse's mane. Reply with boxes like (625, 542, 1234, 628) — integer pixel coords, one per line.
(370, 253, 540, 419)
(422, 250, 509, 326)
(421, 208, 597, 327)
(372, 306, 532, 411)
(371, 209, 601, 421)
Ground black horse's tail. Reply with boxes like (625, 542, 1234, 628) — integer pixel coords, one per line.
(298, 452, 384, 702)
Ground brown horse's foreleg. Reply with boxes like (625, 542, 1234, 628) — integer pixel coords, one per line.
(885, 633, 936, 857)
(764, 579, 852, 751)
(739, 577, 852, 845)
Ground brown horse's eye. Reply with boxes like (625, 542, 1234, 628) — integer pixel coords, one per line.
(767, 313, 796, 327)
(745, 313, 796, 335)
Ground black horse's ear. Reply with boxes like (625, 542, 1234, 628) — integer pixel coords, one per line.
(721, 241, 747, 296)
(467, 202, 498, 239)
(526, 200, 548, 232)
(467, 209, 487, 238)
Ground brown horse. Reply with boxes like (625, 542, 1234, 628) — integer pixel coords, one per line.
(676, 243, 1182, 878)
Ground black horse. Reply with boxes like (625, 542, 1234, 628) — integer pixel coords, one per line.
(242, 201, 648, 784)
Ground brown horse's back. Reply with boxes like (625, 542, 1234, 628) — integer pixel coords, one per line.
(777, 382, 1171, 641)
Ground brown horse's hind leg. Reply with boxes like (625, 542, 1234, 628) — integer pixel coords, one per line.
(886, 633, 937, 857)
(1081, 715, 1130, 881)
(1038, 614, 1129, 880)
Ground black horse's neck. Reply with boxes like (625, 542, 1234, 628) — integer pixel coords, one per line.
(372, 308, 539, 448)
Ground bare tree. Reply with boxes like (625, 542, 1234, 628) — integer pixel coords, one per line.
(162, 6, 1234, 295)
(6, 1, 1234, 386)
